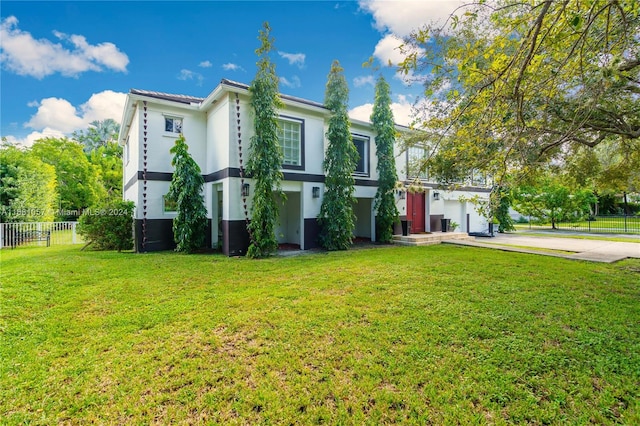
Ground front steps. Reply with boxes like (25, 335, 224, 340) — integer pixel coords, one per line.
(393, 232, 475, 246)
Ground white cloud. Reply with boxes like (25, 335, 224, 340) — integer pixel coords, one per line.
(349, 95, 418, 127)
(278, 51, 306, 68)
(177, 69, 204, 86)
(199, 60, 213, 68)
(373, 34, 407, 66)
(222, 62, 245, 72)
(354, 75, 375, 87)
(279, 76, 302, 89)
(8, 90, 127, 147)
(4, 128, 66, 148)
(359, 0, 467, 37)
(25, 98, 85, 133)
(0, 16, 129, 79)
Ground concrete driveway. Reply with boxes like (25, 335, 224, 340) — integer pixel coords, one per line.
(446, 231, 640, 263)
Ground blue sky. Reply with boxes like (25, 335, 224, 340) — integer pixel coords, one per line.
(1, 1, 462, 145)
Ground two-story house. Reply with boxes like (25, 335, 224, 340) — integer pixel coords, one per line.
(118, 79, 491, 255)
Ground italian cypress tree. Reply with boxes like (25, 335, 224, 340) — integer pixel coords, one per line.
(318, 60, 358, 250)
(371, 76, 399, 243)
(168, 134, 207, 252)
(246, 22, 284, 258)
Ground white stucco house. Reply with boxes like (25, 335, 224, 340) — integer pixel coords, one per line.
(118, 79, 491, 255)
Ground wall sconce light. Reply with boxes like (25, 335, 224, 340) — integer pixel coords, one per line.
(398, 190, 406, 200)
(433, 192, 440, 200)
(312, 186, 320, 198)
(242, 183, 250, 197)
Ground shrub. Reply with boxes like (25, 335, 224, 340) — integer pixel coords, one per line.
(78, 200, 134, 251)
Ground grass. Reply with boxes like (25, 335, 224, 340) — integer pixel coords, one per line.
(1, 245, 639, 424)
(512, 230, 640, 243)
(515, 216, 640, 235)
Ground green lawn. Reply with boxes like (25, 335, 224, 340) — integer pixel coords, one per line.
(1, 245, 639, 424)
(516, 216, 640, 234)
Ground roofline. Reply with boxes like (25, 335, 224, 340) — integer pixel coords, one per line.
(118, 78, 411, 144)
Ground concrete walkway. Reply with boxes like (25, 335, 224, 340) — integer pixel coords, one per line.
(445, 232, 640, 263)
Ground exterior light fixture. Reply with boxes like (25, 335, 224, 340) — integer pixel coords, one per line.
(312, 186, 320, 198)
(242, 183, 250, 197)
(433, 192, 440, 200)
(398, 190, 406, 200)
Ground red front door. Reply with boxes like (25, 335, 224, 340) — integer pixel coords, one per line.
(407, 192, 425, 233)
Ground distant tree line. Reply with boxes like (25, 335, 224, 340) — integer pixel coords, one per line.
(1, 119, 123, 223)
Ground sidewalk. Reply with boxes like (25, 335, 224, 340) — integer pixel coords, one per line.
(445, 232, 640, 263)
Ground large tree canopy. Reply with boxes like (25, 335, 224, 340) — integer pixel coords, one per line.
(400, 0, 639, 186)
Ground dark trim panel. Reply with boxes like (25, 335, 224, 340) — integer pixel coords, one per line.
(222, 220, 250, 256)
(403, 180, 492, 193)
(430, 214, 445, 232)
(304, 218, 320, 250)
(354, 178, 379, 187)
(204, 168, 241, 182)
(126, 168, 383, 187)
(137, 171, 173, 181)
(134, 219, 211, 252)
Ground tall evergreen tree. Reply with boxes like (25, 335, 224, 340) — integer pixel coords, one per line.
(167, 135, 207, 253)
(318, 60, 358, 250)
(371, 76, 400, 243)
(246, 22, 284, 258)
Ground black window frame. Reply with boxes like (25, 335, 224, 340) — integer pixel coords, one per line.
(351, 133, 370, 177)
(278, 115, 305, 171)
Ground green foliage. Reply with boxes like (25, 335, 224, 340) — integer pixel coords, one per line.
(318, 61, 358, 250)
(167, 135, 207, 253)
(400, 0, 640, 185)
(30, 137, 105, 219)
(72, 119, 120, 153)
(88, 141, 123, 197)
(513, 176, 597, 229)
(371, 76, 400, 243)
(246, 22, 284, 258)
(494, 186, 516, 233)
(0, 145, 57, 222)
(77, 200, 134, 251)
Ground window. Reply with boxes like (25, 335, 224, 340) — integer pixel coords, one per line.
(163, 194, 177, 213)
(407, 147, 428, 179)
(165, 117, 183, 133)
(352, 135, 369, 176)
(277, 118, 302, 167)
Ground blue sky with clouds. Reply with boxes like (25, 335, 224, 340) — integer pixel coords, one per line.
(1, 1, 462, 146)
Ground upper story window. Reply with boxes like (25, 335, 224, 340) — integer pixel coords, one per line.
(352, 135, 370, 176)
(406, 146, 429, 180)
(278, 117, 304, 169)
(165, 116, 183, 134)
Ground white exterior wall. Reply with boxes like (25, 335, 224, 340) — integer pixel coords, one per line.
(206, 94, 230, 174)
(123, 106, 140, 191)
(143, 105, 206, 174)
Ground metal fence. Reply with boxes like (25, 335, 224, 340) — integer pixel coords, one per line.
(519, 215, 640, 234)
(0, 222, 84, 249)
